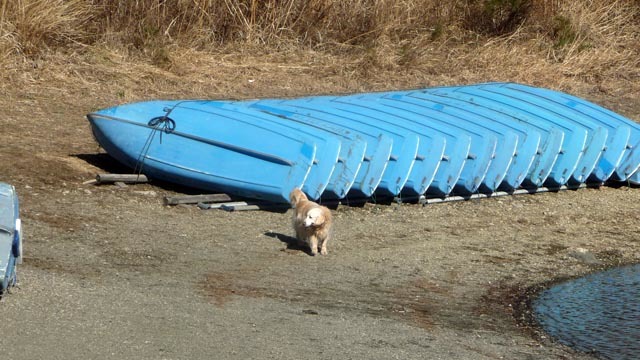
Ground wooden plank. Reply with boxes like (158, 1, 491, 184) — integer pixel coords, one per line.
(220, 203, 290, 212)
(96, 174, 148, 184)
(221, 204, 262, 211)
(164, 193, 232, 206)
(198, 201, 248, 210)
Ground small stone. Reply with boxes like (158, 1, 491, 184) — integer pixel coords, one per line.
(568, 248, 601, 265)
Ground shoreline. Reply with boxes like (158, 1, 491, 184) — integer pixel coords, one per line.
(511, 258, 640, 340)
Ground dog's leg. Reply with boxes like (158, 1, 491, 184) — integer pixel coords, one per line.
(319, 235, 328, 255)
(296, 230, 307, 248)
(294, 224, 305, 246)
(308, 234, 319, 256)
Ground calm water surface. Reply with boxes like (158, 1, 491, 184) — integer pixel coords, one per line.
(533, 264, 640, 359)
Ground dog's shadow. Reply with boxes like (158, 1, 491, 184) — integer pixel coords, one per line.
(264, 231, 313, 256)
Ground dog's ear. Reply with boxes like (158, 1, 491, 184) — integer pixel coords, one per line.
(314, 212, 325, 226)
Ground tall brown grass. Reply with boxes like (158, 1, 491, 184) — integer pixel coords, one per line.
(0, 0, 638, 90)
(0, 0, 90, 57)
(1, 0, 635, 52)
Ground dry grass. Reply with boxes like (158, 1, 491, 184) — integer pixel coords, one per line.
(0, 0, 90, 57)
(551, 1, 640, 79)
(0, 0, 639, 100)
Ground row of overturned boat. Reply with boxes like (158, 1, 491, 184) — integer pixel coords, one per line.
(86, 82, 640, 204)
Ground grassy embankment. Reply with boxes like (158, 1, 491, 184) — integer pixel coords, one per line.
(0, 0, 638, 101)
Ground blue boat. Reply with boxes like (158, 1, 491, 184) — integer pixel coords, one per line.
(243, 98, 448, 197)
(87, 100, 321, 203)
(192, 100, 363, 200)
(284, 95, 471, 196)
(473, 83, 610, 184)
(441, 86, 587, 186)
(265, 96, 427, 196)
(423, 86, 564, 188)
(243, 100, 395, 198)
(0, 182, 21, 296)
(234, 100, 389, 198)
(87, 83, 640, 203)
(334, 94, 494, 195)
(288, 95, 455, 197)
(498, 83, 638, 182)
(411, 89, 542, 190)
(363, 91, 517, 193)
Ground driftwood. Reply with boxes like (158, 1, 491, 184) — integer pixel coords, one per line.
(164, 193, 232, 206)
(220, 203, 290, 212)
(197, 201, 247, 210)
(221, 204, 262, 212)
(95, 174, 148, 184)
(194, 200, 290, 211)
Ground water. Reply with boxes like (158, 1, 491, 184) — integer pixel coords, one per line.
(533, 264, 640, 359)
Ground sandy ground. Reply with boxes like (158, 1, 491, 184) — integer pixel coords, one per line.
(1, 57, 639, 359)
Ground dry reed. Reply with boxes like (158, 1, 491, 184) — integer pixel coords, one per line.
(0, 0, 638, 96)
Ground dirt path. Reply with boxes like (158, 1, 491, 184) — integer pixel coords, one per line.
(1, 62, 639, 359)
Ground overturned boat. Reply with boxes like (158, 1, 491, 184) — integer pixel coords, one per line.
(0, 182, 22, 296)
(86, 83, 640, 203)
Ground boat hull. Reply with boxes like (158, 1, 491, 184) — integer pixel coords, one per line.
(88, 101, 319, 203)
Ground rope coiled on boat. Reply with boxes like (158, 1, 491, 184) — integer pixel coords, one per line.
(134, 105, 181, 176)
(147, 115, 176, 133)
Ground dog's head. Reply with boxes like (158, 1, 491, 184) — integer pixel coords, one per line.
(304, 207, 326, 228)
(289, 188, 307, 208)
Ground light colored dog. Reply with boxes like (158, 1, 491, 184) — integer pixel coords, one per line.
(289, 188, 332, 256)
